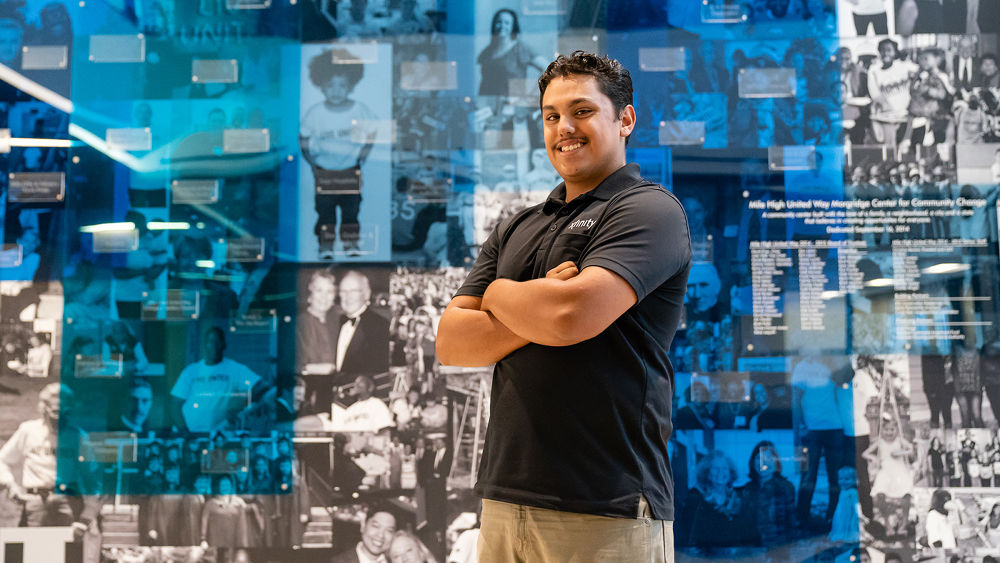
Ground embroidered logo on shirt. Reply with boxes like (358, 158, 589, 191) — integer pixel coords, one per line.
(567, 218, 595, 231)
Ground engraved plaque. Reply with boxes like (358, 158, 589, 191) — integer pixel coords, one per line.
(639, 47, 686, 72)
(171, 179, 221, 204)
(223, 128, 270, 154)
(22, 45, 68, 69)
(89, 34, 145, 63)
(9, 172, 64, 202)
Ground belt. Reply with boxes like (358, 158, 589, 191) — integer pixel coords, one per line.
(25, 487, 54, 495)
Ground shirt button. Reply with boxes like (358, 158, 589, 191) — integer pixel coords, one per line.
(550, 224, 557, 231)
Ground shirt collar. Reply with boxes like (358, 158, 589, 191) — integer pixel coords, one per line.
(356, 543, 386, 563)
(542, 163, 643, 214)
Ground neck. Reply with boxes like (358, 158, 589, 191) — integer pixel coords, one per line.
(564, 160, 625, 202)
(308, 305, 329, 321)
(324, 99, 351, 111)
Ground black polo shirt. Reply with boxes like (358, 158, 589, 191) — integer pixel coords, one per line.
(455, 163, 691, 520)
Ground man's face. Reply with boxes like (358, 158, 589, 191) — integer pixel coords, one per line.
(40, 393, 60, 423)
(195, 476, 211, 494)
(202, 330, 224, 364)
(309, 275, 336, 313)
(0, 25, 21, 65)
(389, 534, 422, 563)
(361, 511, 397, 556)
(354, 378, 373, 400)
(686, 265, 720, 312)
(294, 382, 306, 410)
(838, 48, 851, 70)
(208, 110, 226, 131)
(682, 198, 705, 228)
(541, 75, 632, 192)
(339, 274, 370, 316)
(127, 386, 153, 425)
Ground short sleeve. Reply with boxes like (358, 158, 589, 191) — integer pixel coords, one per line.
(299, 105, 317, 138)
(578, 187, 691, 301)
(454, 223, 500, 298)
(238, 363, 262, 390)
(170, 365, 194, 400)
(515, 41, 536, 66)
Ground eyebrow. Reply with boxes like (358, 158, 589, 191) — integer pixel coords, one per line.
(541, 98, 594, 111)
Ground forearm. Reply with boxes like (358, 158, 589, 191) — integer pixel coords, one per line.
(481, 278, 581, 346)
(436, 304, 529, 367)
(170, 398, 187, 431)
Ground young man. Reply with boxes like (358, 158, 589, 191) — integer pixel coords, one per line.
(331, 508, 398, 563)
(436, 51, 691, 561)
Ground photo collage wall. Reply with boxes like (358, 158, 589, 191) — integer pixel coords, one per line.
(0, 0, 998, 562)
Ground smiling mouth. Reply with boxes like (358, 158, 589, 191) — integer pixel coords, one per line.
(559, 141, 585, 152)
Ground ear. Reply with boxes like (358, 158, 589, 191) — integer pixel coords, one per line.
(619, 104, 636, 139)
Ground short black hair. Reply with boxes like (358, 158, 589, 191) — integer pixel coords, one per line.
(877, 38, 899, 54)
(538, 51, 633, 118)
(982, 53, 999, 66)
(309, 49, 365, 89)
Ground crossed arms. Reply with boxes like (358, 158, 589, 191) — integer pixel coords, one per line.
(435, 261, 637, 367)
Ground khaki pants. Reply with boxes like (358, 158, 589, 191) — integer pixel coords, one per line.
(478, 498, 673, 562)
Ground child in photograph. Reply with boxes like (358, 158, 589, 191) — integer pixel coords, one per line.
(868, 38, 918, 149)
(830, 466, 860, 542)
(864, 414, 914, 499)
(907, 47, 954, 148)
(301, 48, 378, 258)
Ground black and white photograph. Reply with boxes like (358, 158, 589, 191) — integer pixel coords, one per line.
(298, 43, 392, 262)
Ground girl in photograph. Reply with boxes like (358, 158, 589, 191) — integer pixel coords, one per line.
(864, 416, 915, 498)
(982, 502, 1000, 547)
(926, 489, 957, 548)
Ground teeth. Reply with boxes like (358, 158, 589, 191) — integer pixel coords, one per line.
(560, 142, 583, 152)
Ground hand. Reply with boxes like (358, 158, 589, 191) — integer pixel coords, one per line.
(200, 540, 209, 550)
(300, 514, 310, 523)
(148, 529, 158, 541)
(546, 261, 579, 281)
(71, 521, 89, 541)
(7, 483, 27, 503)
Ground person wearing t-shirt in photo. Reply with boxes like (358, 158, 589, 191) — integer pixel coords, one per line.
(867, 38, 918, 149)
(170, 327, 268, 434)
(792, 350, 844, 531)
(300, 48, 377, 258)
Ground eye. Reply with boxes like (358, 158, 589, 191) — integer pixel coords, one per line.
(545, 114, 558, 121)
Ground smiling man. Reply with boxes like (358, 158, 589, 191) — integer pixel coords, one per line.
(436, 51, 691, 561)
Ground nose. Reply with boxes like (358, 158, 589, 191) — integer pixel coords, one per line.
(557, 115, 576, 137)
